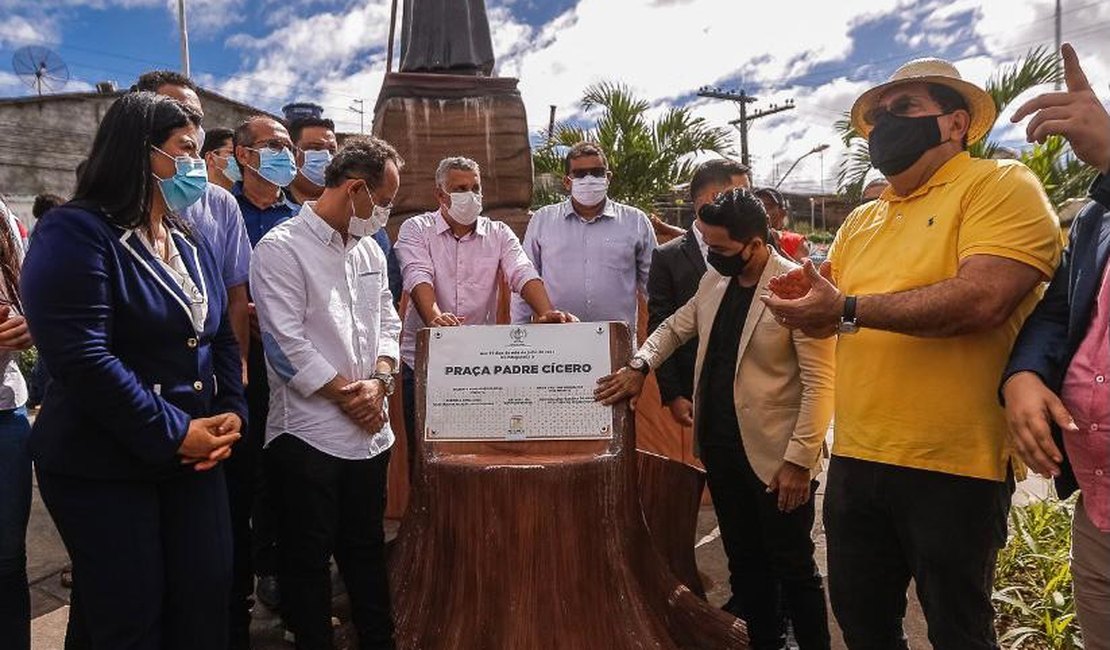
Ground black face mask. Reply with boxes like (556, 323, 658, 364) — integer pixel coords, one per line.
(707, 245, 750, 277)
(868, 112, 945, 176)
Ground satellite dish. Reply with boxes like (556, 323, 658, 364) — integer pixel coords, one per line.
(12, 46, 70, 96)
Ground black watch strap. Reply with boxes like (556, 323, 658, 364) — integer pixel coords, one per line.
(842, 295, 858, 323)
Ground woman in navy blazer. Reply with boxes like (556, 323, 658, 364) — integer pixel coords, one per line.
(21, 92, 246, 649)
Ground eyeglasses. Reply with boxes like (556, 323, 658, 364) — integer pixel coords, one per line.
(569, 167, 607, 179)
(249, 140, 293, 153)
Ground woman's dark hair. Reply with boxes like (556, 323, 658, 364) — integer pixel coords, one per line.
(74, 91, 201, 229)
(0, 207, 22, 310)
(32, 193, 65, 220)
(697, 187, 769, 244)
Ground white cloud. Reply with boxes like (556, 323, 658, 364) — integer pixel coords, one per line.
(181, 0, 1110, 193)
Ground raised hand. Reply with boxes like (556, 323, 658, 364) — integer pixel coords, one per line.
(1011, 43, 1110, 174)
(761, 260, 843, 336)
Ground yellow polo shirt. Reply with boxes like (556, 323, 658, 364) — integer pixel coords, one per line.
(827, 152, 1062, 481)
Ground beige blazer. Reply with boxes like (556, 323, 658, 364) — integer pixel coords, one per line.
(638, 248, 835, 484)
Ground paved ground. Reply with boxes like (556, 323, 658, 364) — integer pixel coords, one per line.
(27, 468, 1051, 649)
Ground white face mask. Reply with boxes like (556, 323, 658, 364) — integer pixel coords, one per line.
(349, 186, 391, 238)
(446, 191, 482, 225)
(571, 175, 609, 207)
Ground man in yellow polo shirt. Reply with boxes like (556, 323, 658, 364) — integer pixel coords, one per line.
(764, 58, 1062, 649)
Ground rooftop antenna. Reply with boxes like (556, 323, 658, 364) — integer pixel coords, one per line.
(12, 46, 69, 96)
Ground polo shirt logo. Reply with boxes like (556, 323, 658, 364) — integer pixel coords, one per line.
(928, 217, 935, 227)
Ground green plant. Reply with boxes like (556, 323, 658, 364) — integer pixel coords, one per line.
(533, 82, 732, 213)
(835, 47, 1075, 204)
(993, 494, 1082, 649)
(17, 346, 36, 381)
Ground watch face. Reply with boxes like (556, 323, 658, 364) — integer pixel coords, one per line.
(629, 357, 645, 369)
(837, 321, 860, 334)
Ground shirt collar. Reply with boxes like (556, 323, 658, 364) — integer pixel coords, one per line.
(299, 202, 340, 246)
(882, 151, 973, 203)
(562, 198, 617, 221)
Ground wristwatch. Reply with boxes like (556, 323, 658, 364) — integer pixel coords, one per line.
(627, 356, 651, 375)
(370, 372, 395, 396)
(838, 295, 859, 334)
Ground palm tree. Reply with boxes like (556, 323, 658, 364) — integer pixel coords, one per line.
(834, 46, 1093, 207)
(533, 82, 732, 213)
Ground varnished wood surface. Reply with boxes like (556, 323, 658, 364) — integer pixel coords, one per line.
(387, 323, 747, 649)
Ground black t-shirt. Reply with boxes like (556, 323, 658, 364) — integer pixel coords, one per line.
(698, 277, 756, 448)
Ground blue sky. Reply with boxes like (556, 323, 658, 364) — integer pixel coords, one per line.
(1, 0, 1108, 192)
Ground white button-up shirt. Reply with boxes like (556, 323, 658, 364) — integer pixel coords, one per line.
(250, 202, 401, 460)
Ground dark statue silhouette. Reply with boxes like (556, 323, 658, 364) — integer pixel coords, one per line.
(399, 0, 495, 76)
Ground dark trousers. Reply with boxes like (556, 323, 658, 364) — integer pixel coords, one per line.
(0, 408, 32, 650)
(224, 338, 272, 646)
(37, 467, 232, 650)
(401, 363, 416, 483)
(824, 456, 1012, 650)
(701, 441, 830, 650)
(267, 434, 395, 650)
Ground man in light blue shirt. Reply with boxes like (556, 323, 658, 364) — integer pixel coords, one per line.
(511, 142, 656, 328)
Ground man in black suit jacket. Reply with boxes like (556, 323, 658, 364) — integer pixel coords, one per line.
(1001, 43, 1110, 647)
(647, 159, 751, 426)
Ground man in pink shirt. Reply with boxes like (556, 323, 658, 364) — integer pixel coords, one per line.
(394, 156, 575, 467)
(1002, 44, 1110, 647)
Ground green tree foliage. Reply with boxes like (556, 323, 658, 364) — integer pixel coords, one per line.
(533, 82, 732, 212)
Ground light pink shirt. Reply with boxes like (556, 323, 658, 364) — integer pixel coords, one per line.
(394, 210, 540, 368)
(1061, 259, 1110, 532)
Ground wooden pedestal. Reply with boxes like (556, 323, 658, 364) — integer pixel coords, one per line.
(388, 324, 747, 649)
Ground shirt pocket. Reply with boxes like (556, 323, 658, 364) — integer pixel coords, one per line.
(355, 269, 383, 305)
(599, 235, 635, 272)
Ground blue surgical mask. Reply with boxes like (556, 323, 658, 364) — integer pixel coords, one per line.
(246, 146, 297, 187)
(299, 149, 332, 187)
(152, 147, 208, 214)
(222, 155, 243, 183)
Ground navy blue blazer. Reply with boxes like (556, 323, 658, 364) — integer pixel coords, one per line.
(1003, 174, 1110, 497)
(21, 203, 247, 480)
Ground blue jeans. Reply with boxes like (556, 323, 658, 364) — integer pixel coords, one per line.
(0, 407, 32, 650)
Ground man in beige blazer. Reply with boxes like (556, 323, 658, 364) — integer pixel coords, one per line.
(596, 188, 835, 650)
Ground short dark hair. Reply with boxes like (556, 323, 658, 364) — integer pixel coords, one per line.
(233, 115, 280, 163)
(200, 127, 234, 157)
(752, 186, 785, 208)
(132, 70, 197, 93)
(75, 92, 201, 229)
(926, 83, 970, 148)
(324, 136, 405, 189)
(563, 142, 607, 174)
(289, 116, 335, 145)
(697, 187, 769, 244)
(689, 159, 750, 201)
(32, 193, 65, 220)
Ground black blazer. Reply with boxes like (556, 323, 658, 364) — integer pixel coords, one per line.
(647, 229, 707, 404)
(1003, 174, 1110, 497)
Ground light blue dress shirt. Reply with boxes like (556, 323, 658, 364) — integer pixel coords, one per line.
(511, 198, 657, 328)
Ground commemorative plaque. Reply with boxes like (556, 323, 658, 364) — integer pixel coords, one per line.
(423, 322, 614, 441)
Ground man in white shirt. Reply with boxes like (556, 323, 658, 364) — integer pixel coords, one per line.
(251, 136, 402, 649)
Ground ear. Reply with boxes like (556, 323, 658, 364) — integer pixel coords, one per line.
(605, 170, 614, 182)
(234, 144, 249, 166)
(946, 109, 971, 145)
(562, 174, 573, 192)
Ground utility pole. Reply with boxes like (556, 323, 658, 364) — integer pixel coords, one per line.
(547, 105, 557, 142)
(177, 0, 190, 77)
(697, 86, 795, 167)
(349, 99, 366, 134)
(1054, 0, 1062, 90)
(387, 0, 399, 73)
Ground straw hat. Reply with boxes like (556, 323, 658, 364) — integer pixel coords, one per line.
(850, 58, 996, 145)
